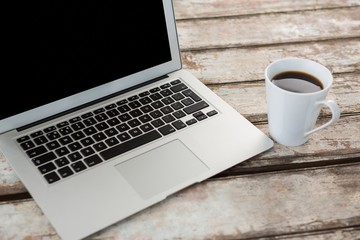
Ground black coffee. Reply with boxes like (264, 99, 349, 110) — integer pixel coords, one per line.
(271, 71, 324, 93)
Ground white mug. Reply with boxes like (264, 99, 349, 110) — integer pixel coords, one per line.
(265, 57, 341, 146)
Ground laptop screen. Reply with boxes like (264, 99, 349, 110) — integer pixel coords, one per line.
(1, 0, 181, 132)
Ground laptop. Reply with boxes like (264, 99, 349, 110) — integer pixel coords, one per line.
(0, 1, 273, 239)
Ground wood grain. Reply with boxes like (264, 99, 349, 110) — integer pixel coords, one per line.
(1, 164, 360, 239)
(209, 72, 360, 122)
(181, 39, 360, 84)
(176, 8, 360, 50)
(173, 0, 360, 19)
(218, 115, 360, 177)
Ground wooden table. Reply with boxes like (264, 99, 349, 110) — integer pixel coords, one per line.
(1, 0, 359, 239)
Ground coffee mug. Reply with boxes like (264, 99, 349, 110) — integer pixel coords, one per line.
(265, 57, 341, 146)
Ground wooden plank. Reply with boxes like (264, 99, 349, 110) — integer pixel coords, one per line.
(1, 164, 360, 239)
(173, 0, 360, 19)
(219, 116, 360, 177)
(265, 227, 360, 240)
(0, 152, 26, 196)
(209, 72, 360, 122)
(181, 39, 360, 84)
(176, 8, 360, 50)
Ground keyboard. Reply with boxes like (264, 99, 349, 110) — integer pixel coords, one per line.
(16, 79, 218, 184)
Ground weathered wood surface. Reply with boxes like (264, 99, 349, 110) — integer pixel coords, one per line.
(177, 8, 360, 50)
(0, 0, 359, 239)
(173, 0, 360, 19)
(181, 39, 360, 84)
(1, 164, 360, 239)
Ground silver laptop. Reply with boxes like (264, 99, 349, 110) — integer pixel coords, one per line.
(0, 1, 273, 239)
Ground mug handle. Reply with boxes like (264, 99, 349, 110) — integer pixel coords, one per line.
(305, 100, 341, 136)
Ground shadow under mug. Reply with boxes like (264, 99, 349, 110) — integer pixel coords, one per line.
(265, 57, 341, 146)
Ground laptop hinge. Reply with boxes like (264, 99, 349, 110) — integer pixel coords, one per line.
(17, 74, 169, 132)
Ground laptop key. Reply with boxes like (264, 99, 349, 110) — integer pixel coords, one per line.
(69, 116, 82, 124)
(186, 118, 197, 126)
(58, 166, 74, 178)
(105, 137, 120, 146)
(162, 114, 175, 123)
(81, 147, 95, 157)
(129, 128, 142, 137)
(183, 89, 202, 102)
(30, 131, 43, 138)
(158, 124, 176, 136)
(172, 92, 185, 101)
(170, 83, 187, 93)
(117, 132, 131, 142)
(46, 131, 61, 140)
(172, 120, 186, 130)
(140, 123, 154, 132)
(68, 152, 83, 162)
(17, 135, 30, 143)
(32, 152, 57, 166)
(84, 154, 102, 167)
(170, 79, 181, 85)
(44, 171, 61, 184)
(46, 140, 61, 150)
(71, 131, 86, 140)
(207, 110, 218, 117)
(181, 98, 195, 106)
(173, 110, 186, 119)
(26, 145, 47, 158)
(93, 142, 108, 151)
(71, 161, 87, 172)
(34, 136, 48, 145)
(38, 162, 56, 174)
(55, 157, 70, 167)
(183, 101, 209, 114)
(94, 108, 105, 115)
(20, 140, 35, 151)
(55, 147, 70, 157)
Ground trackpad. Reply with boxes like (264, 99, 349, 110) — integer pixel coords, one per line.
(115, 140, 209, 199)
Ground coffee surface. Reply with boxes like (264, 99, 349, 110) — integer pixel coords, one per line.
(272, 71, 323, 93)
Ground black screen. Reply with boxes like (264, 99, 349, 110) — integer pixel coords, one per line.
(2, 1, 171, 120)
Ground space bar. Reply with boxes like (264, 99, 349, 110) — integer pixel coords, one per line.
(100, 130, 162, 160)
